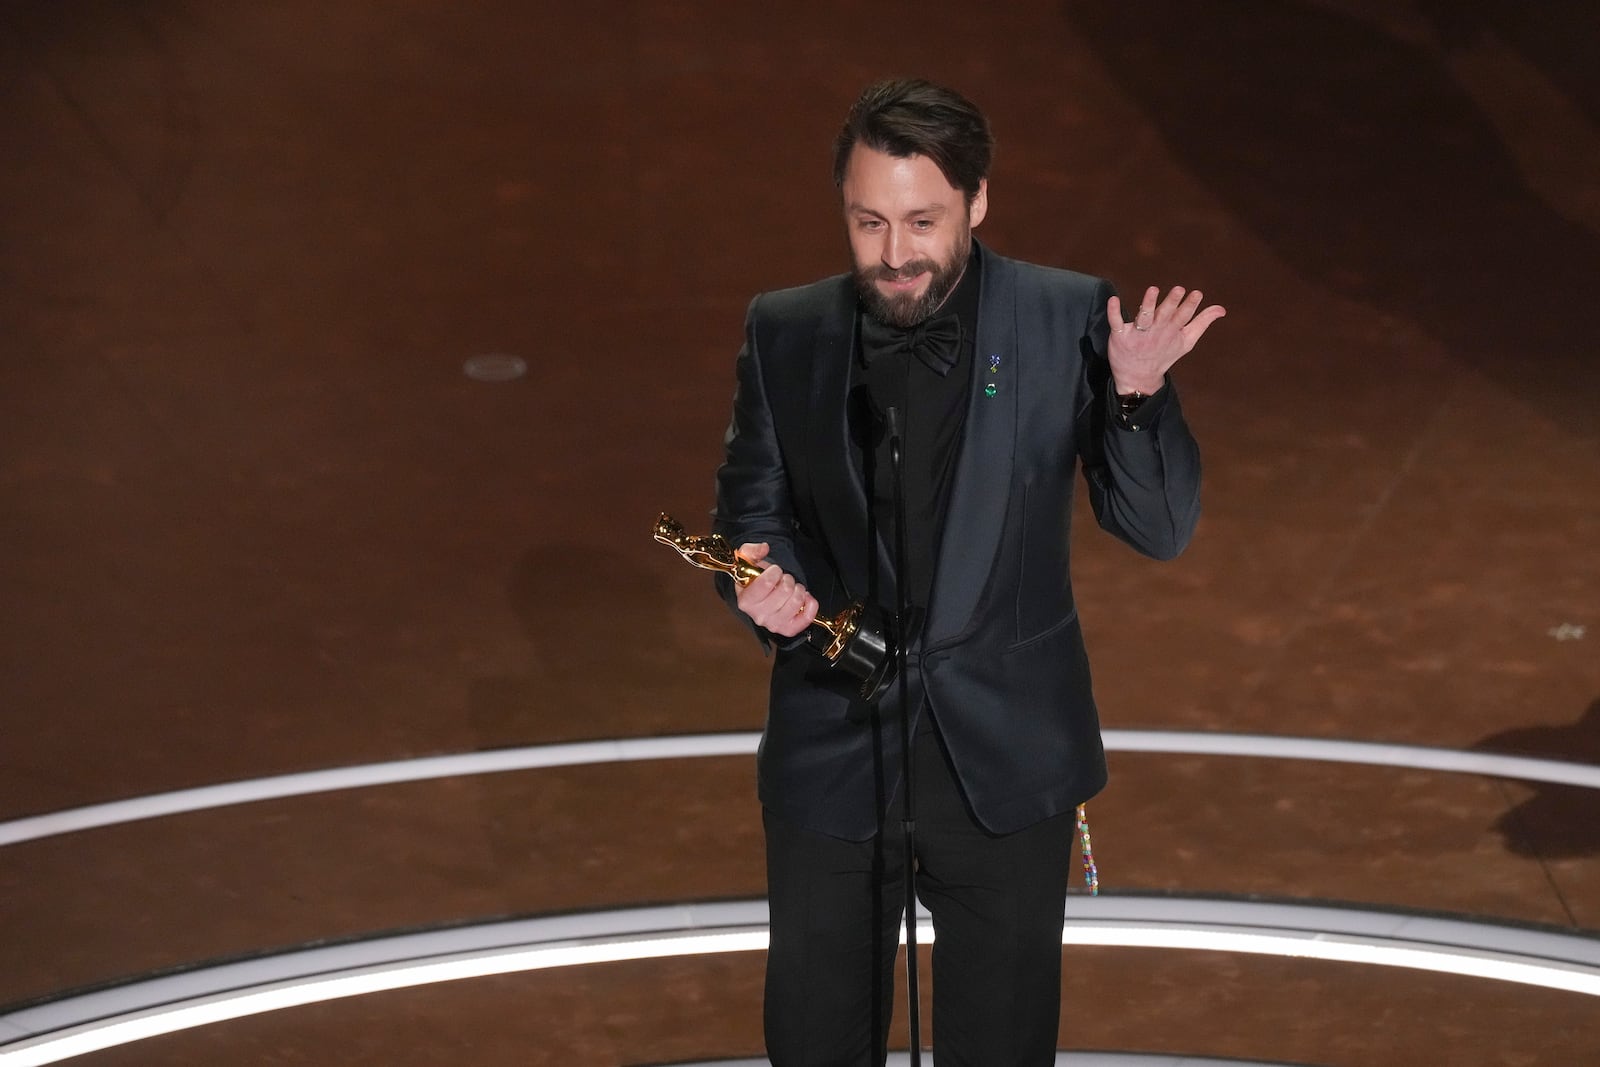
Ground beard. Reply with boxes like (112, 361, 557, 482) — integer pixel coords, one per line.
(853, 225, 971, 329)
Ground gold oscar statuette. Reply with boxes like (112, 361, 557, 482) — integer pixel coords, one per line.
(653, 512, 894, 701)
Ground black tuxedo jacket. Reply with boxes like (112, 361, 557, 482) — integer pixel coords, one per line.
(713, 244, 1201, 840)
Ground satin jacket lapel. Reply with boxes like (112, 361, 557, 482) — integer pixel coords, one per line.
(926, 249, 1018, 647)
(806, 277, 887, 600)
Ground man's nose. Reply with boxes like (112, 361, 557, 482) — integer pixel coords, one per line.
(882, 228, 911, 271)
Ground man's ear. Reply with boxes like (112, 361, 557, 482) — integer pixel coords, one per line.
(968, 178, 988, 228)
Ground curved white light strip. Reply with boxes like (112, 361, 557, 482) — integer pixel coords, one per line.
(2, 897, 1597, 1065)
(3, 731, 1596, 847)
(675, 1056, 1302, 1067)
(0, 931, 769, 1065)
(1107, 731, 1600, 787)
(0, 735, 757, 846)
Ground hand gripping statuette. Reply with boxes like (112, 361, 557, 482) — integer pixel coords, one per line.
(653, 513, 894, 702)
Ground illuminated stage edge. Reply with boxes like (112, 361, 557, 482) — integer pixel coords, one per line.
(2, 731, 1597, 1064)
(1, 896, 1597, 1065)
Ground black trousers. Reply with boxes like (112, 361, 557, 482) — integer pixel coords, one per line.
(762, 720, 1078, 1067)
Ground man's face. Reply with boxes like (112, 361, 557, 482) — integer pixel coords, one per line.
(842, 144, 987, 328)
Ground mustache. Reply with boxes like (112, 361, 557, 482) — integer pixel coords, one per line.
(871, 260, 938, 282)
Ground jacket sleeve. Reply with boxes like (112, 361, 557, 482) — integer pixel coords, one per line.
(1075, 279, 1203, 560)
(712, 294, 810, 650)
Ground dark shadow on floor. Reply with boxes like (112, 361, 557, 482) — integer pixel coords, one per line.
(1475, 697, 1600, 859)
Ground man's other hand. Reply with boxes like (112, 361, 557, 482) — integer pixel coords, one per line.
(735, 542, 820, 637)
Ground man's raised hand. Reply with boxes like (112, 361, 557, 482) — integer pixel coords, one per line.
(1106, 285, 1225, 396)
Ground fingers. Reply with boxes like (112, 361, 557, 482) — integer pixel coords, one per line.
(1121, 285, 1223, 334)
(737, 556, 782, 602)
(735, 556, 818, 637)
(1133, 286, 1158, 332)
(771, 589, 820, 637)
(1180, 302, 1227, 348)
(1145, 285, 1186, 332)
(1109, 288, 1163, 336)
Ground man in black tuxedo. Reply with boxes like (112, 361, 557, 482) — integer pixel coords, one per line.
(711, 79, 1224, 1066)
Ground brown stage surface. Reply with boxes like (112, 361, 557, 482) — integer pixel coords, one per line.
(3, 2, 1598, 1063)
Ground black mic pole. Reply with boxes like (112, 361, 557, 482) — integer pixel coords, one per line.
(885, 406, 921, 1066)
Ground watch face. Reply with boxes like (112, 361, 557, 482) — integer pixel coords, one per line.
(1116, 391, 1151, 431)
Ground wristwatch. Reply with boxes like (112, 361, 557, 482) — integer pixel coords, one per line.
(1116, 390, 1150, 431)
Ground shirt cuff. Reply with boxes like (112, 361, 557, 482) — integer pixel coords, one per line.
(1109, 378, 1171, 432)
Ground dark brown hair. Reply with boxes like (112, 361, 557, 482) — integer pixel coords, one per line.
(832, 79, 994, 202)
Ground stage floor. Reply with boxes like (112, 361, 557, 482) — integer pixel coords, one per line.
(2, 1, 1598, 1063)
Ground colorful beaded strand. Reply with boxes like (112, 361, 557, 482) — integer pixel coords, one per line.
(1075, 803, 1099, 895)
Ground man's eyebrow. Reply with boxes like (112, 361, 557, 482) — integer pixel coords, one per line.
(846, 202, 949, 218)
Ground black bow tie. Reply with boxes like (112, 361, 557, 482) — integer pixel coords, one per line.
(860, 312, 963, 376)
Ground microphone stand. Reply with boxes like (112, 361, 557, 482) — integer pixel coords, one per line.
(885, 406, 921, 1067)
